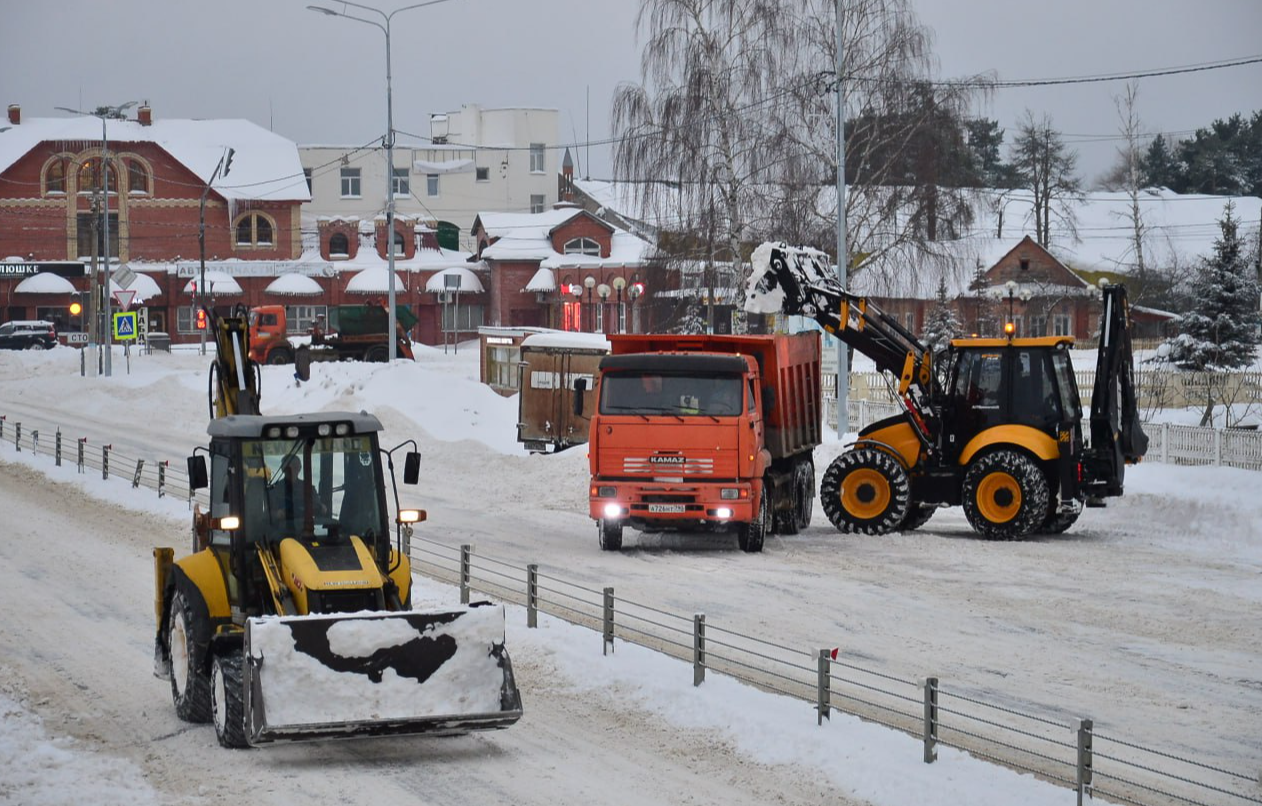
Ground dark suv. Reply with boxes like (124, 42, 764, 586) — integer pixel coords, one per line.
(0, 320, 58, 350)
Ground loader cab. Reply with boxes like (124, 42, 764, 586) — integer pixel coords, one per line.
(941, 338, 1080, 463)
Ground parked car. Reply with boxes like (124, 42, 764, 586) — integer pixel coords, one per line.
(0, 320, 58, 350)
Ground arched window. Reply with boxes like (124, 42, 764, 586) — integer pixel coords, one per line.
(234, 213, 276, 247)
(564, 237, 601, 256)
(78, 159, 118, 193)
(127, 160, 148, 194)
(46, 159, 66, 194)
(329, 232, 349, 256)
(392, 230, 406, 256)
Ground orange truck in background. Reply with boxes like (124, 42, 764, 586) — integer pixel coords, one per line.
(248, 301, 416, 364)
(585, 332, 821, 553)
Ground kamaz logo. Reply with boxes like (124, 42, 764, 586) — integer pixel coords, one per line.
(650, 455, 687, 465)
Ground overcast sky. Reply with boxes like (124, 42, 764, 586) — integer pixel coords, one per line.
(2, 0, 1259, 186)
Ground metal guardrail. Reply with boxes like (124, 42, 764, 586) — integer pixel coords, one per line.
(3, 412, 1259, 805)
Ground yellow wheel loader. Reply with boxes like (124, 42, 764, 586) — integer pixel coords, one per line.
(153, 307, 522, 747)
(746, 243, 1149, 540)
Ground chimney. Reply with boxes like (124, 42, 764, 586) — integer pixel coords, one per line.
(7, 104, 19, 125)
(137, 104, 152, 126)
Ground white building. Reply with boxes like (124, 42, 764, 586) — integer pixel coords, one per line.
(300, 104, 559, 251)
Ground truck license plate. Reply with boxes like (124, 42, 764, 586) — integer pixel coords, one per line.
(648, 504, 685, 513)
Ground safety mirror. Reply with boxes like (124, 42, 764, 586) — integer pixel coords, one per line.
(403, 451, 421, 485)
(187, 455, 208, 490)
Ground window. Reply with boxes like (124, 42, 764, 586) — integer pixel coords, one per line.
(488, 346, 519, 389)
(329, 233, 349, 257)
(529, 143, 546, 173)
(562, 301, 581, 331)
(426, 174, 439, 197)
(531, 194, 546, 214)
(1053, 314, 1072, 337)
(127, 160, 148, 194)
(340, 167, 361, 197)
(1029, 315, 1047, 338)
(176, 306, 199, 334)
(78, 159, 117, 193)
(476, 166, 489, 182)
(303, 168, 313, 194)
(235, 213, 274, 247)
(392, 230, 406, 256)
(1019, 258, 1030, 272)
(392, 167, 409, 197)
(595, 303, 605, 331)
(563, 237, 601, 256)
(76, 212, 118, 258)
(285, 305, 326, 335)
(46, 159, 66, 194)
(904, 312, 915, 331)
(441, 303, 485, 332)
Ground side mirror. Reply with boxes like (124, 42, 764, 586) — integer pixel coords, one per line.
(187, 455, 208, 490)
(761, 386, 776, 414)
(573, 377, 588, 417)
(295, 345, 311, 382)
(403, 451, 421, 485)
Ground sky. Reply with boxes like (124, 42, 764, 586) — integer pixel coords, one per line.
(2, 342, 1259, 803)
(1, 1, 1259, 184)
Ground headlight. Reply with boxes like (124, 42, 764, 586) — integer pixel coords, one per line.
(602, 503, 623, 519)
(720, 488, 740, 500)
(397, 509, 426, 524)
(317, 423, 332, 436)
(714, 507, 733, 519)
(218, 515, 241, 530)
(598, 486, 617, 498)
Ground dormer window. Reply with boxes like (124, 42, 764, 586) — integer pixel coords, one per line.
(234, 212, 275, 247)
(329, 232, 350, 257)
(127, 160, 149, 194)
(564, 237, 601, 256)
(45, 159, 67, 194)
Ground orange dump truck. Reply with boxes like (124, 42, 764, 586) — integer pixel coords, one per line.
(585, 332, 821, 553)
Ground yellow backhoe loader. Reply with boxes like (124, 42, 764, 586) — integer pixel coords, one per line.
(153, 306, 522, 747)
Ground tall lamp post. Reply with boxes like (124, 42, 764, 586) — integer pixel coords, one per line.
(308, 0, 456, 361)
(56, 102, 137, 377)
(199, 148, 234, 355)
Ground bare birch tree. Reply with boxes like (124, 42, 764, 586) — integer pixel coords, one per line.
(1011, 111, 1082, 248)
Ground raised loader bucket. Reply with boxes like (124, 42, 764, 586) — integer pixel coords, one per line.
(244, 604, 522, 745)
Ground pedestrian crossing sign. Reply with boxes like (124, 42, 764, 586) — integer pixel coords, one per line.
(113, 311, 138, 341)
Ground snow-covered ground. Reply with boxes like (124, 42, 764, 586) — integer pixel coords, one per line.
(1, 344, 1259, 806)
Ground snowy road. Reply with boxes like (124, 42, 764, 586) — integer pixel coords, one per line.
(1, 348, 1259, 805)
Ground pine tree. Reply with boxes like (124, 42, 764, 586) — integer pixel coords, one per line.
(1163, 202, 1262, 372)
(1140, 133, 1176, 188)
(921, 276, 962, 355)
(674, 298, 708, 335)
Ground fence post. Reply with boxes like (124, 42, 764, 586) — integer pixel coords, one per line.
(602, 587, 615, 656)
(1075, 718, 1093, 806)
(0, 414, 5, 440)
(1161, 422, 1169, 463)
(77, 438, 86, 473)
(31, 429, 38, 454)
(132, 459, 145, 488)
(923, 677, 939, 763)
(526, 564, 538, 628)
(693, 614, 706, 686)
(14, 422, 20, 452)
(1214, 428, 1223, 466)
(102, 444, 111, 480)
(158, 461, 166, 498)
(817, 649, 831, 725)
(55, 429, 62, 467)
(459, 544, 472, 604)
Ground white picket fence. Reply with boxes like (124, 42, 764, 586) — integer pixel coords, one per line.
(826, 398, 1262, 471)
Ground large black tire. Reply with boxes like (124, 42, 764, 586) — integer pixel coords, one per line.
(168, 590, 212, 724)
(598, 519, 623, 551)
(365, 345, 389, 362)
(265, 347, 292, 365)
(737, 484, 770, 552)
(211, 649, 249, 749)
(962, 450, 1050, 540)
(774, 459, 816, 535)
(899, 503, 937, 532)
(819, 448, 910, 535)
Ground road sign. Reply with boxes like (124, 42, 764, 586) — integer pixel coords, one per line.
(66, 332, 88, 346)
(112, 289, 136, 310)
(112, 311, 138, 341)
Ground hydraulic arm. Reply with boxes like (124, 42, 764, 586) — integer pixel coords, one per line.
(208, 305, 260, 418)
(1083, 284, 1149, 497)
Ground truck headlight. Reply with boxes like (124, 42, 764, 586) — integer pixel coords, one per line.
(720, 488, 740, 500)
(602, 503, 623, 519)
(714, 507, 733, 519)
(595, 486, 617, 498)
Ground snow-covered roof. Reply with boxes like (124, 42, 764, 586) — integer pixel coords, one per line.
(123, 271, 163, 302)
(181, 270, 243, 296)
(13, 272, 74, 294)
(524, 267, 556, 292)
(521, 331, 610, 351)
(265, 273, 323, 296)
(0, 116, 309, 202)
(424, 266, 485, 293)
(476, 208, 652, 268)
(345, 267, 406, 294)
(475, 207, 587, 241)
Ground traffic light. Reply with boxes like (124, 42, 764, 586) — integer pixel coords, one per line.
(196, 308, 207, 330)
(69, 301, 82, 316)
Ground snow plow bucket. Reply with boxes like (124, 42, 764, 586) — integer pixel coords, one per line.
(243, 604, 522, 745)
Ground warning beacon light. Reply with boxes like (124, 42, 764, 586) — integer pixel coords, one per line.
(196, 308, 207, 330)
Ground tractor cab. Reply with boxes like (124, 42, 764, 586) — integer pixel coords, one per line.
(939, 336, 1082, 464)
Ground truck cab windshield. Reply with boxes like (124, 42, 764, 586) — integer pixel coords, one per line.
(600, 373, 744, 417)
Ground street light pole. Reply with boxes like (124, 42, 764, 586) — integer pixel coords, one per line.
(199, 148, 234, 356)
(55, 101, 136, 377)
(308, 0, 456, 361)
